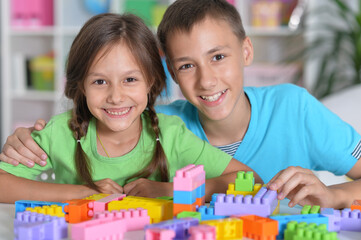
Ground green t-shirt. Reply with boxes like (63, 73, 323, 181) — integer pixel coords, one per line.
(0, 111, 232, 186)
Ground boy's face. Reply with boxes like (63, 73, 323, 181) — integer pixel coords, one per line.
(166, 17, 253, 122)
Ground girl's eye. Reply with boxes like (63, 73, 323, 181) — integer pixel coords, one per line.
(94, 79, 106, 85)
(125, 77, 136, 83)
(179, 64, 194, 70)
(212, 54, 224, 61)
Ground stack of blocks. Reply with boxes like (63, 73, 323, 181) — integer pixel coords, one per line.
(173, 164, 206, 216)
(284, 221, 338, 240)
(11, 0, 54, 27)
(227, 171, 262, 197)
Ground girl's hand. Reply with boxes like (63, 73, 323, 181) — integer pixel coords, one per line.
(0, 119, 47, 167)
(267, 166, 337, 208)
(123, 178, 173, 198)
(93, 178, 123, 194)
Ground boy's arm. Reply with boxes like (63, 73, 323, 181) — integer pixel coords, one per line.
(0, 119, 47, 167)
(0, 169, 96, 203)
(268, 156, 361, 209)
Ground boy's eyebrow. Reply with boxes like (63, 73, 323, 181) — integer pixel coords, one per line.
(172, 45, 230, 63)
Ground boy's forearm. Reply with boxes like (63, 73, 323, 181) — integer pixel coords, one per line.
(0, 171, 96, 203)
(329, 179, 361, 209)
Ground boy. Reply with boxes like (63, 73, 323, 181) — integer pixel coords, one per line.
(2, 0, 361, 209)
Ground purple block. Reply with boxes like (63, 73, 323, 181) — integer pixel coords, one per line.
(340, 208, 361, 232)
(321, 208, 341, 232)
(14, 211, 68, 240)
(144, 217, 199, 239)
(214, 187, 278, 217)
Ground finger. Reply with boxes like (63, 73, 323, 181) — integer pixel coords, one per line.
(288, 184, 315, 207)
(0, 152, 20, 166)
(123, 180, 137, 195)
(267, 171, 283, 190)
(108, 181, 123, 193)
(18, 131, 48, 164)
(268, 166, 306, 191)
(34, 119, 47, 131)
(0, 150, 34, 167)
(278, 172, 312, 200)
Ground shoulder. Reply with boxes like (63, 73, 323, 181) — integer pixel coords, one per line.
(156, 100, 196, 117)
(246, 84, 307, 99)
(32, 111, 72, 136)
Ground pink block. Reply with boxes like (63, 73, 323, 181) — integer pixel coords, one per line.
(173, 164, 205, 191)
(93, 193, 126, 212)
(189, 225, 216, 240)
(94, 208, 150, 231)
(70, 218, 126, 240)
(11, 0, 27, 26)
(145, 228, 176, 240)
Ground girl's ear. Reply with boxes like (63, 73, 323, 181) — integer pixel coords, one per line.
(242, 37, 254, 66)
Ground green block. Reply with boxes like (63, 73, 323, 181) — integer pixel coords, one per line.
(234, 171, 254, 191)
(124, 0, 157, 26)
(285, 221, 338, 240)
(156, 196, 173, 201)
(301, 205, 321, 214)
(176, 211, 201, 222)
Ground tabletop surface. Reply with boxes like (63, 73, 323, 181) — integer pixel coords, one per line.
(0, 200, 360, 240)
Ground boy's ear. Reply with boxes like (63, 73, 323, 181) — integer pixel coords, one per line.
(242, 37, 254, 66)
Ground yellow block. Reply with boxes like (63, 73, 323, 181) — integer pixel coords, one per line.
(201, 218, 243, 239)
(25, 204, 64, 217)
(226, 183, 262, 197)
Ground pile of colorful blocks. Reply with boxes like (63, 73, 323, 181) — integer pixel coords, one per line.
(13, 164, 361, 239)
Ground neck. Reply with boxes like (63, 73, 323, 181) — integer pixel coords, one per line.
(200, 92, 251, 146)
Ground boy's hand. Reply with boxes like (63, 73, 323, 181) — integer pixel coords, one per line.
(0, 119, 47, 167)
(93, 178, 123, 194)
(267, 166, 337, 208)
(123, 178, 173, 198)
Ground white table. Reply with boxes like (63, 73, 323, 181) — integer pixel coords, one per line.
(0, 200, 360, 240)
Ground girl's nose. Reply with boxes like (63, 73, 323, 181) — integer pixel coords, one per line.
(107, 86, 124, 104)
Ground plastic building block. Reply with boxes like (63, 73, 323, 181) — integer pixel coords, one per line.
(284, 221, 338, 240)
(173, 202, 198, 216)
(339, 208, 361, 232)
(197, 206, 226, 221)
(86, 193, 126, 212)
(63, 199, 94, 223)
(200, 217, 243, 239)
(173, 164, 205, 191)
(214, 187, 278, 217)
(177, 211, 202, 222)
(270, 214, 329, 239)
(227, 183, 262, 197)
(320, 208, 341, 232)
(351, 200, 361, 211)
(235, 171, 255, 191)
(94, 208, 150, 231)
(157, 196, 174, 201)
(83, 193, 110, 200)
(70, 216, 126, 240)
(25, 205, 64, 217)
(173, 189, 197, 204)
(145, 228, 176, 240)
(189, 224, 216, 240)
(15, 200, 68, 215)
(14, 211, 68, 240)
(108, 196, 173, 223)
(239, 215, 278, 240)
(301, 205, 320, 214)
(210, 194, 219, 207)
(145, 217, 199, 239)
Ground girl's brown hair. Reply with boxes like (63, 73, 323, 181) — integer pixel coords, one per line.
(65, 13, 168, 190)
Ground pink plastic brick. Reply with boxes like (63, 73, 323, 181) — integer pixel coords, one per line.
(93, 193, 126, 212)
(94, 208, 150, 231)
(189, 224, 216, 240)
(214, 187, 278, 217)
(173, 164, 205, 191)
(145, 228, 176, 240)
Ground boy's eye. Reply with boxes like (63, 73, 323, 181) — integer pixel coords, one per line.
(94, 79, 106, 85)
(212, 54, 224, 61)
(179, 64, 194, 70)
(125, 77, 136, 83)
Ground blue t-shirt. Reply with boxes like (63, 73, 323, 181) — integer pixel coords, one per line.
(156, 84, 361, 183)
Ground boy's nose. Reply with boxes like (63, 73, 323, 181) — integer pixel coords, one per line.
(107, 86, 124, 103)
(198, 65, 217, 90)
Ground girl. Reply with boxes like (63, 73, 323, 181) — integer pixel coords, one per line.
(0, 13, 261, 203)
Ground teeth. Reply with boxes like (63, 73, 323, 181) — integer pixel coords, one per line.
(105, 108, 131, 116)
(201, 90, 226, 102)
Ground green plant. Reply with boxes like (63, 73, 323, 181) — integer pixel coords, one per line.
(301, 0, 361, 98)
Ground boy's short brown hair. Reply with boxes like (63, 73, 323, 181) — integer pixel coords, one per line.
(157, 0, 246, 56)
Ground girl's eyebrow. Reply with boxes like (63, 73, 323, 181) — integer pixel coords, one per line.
(87, 70, 142, 77)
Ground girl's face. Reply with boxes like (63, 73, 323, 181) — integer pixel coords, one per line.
(84, 42, 149, 135)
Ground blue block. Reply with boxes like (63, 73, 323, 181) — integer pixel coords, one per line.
(270, 213, 329, 239)
(15, 200, 68, 214)
(173, 190, 196, 204)
(196, 184, 205, 199)
(197, 206, 226, 221)
(209, 193, 219, 207)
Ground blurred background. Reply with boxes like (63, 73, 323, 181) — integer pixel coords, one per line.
(1, 0, 360, 163)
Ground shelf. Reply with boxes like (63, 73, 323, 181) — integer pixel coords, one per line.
(10, 27, 56, 36)
(11, 90, 57, 101)
(245, 26, 302, 37)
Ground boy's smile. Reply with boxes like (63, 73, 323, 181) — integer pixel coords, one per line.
(166, 17, 253, 124)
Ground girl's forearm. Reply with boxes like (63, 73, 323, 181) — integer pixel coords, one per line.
(0, 171, 96, 203)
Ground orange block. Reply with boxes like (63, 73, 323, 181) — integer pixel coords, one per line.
(195, 196, 205, 206)
(351, 200, 361, 211)
(173, 203, 197, 216)
(64, 199, 94, 223)
(239, 215, 278, 240)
